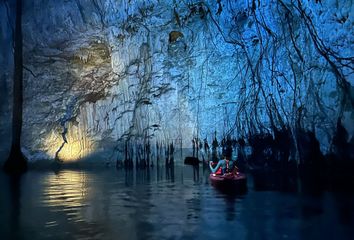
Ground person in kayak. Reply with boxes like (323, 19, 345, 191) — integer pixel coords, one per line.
(209, 156, 236, 175)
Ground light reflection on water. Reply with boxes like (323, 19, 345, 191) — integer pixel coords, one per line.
(42, 171, 90, 222)
(0, 166, 353, 240)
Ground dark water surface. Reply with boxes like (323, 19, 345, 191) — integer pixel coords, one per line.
(0, 165, 353, 240)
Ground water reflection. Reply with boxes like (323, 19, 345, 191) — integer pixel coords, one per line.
(0, 165, 353, 240)
(8, 175, 23, 240)
(42, 170, 91, 221)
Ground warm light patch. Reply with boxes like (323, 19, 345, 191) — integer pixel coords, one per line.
(42, 170, 93, 222)
(44, 122, 95, 162)
(56, 140, 90, 162)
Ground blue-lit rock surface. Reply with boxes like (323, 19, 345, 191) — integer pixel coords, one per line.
(0, 0, 353, 163)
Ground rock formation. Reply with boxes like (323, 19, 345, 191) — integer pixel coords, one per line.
(0, 0, 353, 165)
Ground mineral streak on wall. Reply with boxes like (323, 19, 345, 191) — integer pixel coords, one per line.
(0, 0, 353, 163)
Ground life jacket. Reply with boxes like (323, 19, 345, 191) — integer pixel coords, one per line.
(215, 167, 222, 175)
(217, 160, 229, 175)
(211, 161, 223, 175)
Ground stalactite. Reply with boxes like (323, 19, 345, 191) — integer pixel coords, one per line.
(2, 0, 350, 166)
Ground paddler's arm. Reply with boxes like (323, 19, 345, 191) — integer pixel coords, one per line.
(209, 161, 222, 173)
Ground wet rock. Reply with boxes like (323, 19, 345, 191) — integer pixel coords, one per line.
(0, 0, 352, 165)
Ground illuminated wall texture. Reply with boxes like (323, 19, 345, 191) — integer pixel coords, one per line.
(0, 0, 353, 162)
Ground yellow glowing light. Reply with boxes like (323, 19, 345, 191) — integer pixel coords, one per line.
(42, 170, 92, 221)
(57, 140, 88, 162)
(44, 122, 95, 162)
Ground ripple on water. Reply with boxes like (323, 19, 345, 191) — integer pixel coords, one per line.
(40, 170, 92, 222)
(1, 166, 353, 240)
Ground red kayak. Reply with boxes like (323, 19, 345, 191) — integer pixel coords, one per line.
(209, 172, 247, 191)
